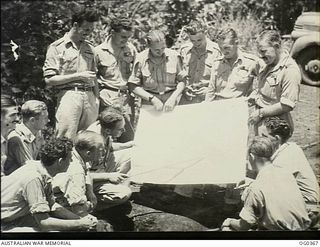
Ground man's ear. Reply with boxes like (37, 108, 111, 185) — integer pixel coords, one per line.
(73, 21, 79, 29)
(275, 134, 282, 142)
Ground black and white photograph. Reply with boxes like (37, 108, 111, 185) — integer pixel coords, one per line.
(1, 0, 319, 240)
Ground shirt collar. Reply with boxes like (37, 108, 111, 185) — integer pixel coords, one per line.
(1, 135, 6, 144)
(36, 161, 53, 182)
(147, 48, 170, 64)
(259, 50, 290, 73)
(63, 32, 83, 49)
(15, 123, 37, 143)
(220, 49, 244, 67)
(270, 142, 289, 161)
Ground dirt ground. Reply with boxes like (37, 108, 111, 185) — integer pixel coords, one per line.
(97, 84, 319, 232)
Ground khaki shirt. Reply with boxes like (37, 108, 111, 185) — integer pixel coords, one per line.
(43, 32, 96, 89)
(128, 48, 186, 93)
(95, 36, 137, 89)
(4, 123, 44, 175)
(255, 51, 300, 109)
(206, 50, 258, 100)
(180, 38, 221, 86)
(1, 160, 54, 222)
(239, 165, 310, 230)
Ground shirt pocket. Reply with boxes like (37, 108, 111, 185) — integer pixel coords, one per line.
(234, 67, 252, 87)
(263, 75, 280, 100)
(99, 59, 118, 78)
(141, 65, 156, 88)
(166, 66, 177, 86)
(60, 53, 78, 73)
(203, 61, 213, 80)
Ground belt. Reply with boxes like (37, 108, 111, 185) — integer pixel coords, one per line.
(101, 85, 128, 94)
(146, 89, 174, 95)
(62, 86, 94, 92)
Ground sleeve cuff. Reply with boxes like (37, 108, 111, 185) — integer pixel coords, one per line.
(29, 202, 50, 215)
(280, 97, 295, 108)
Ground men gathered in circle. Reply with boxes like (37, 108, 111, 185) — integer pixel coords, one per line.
(1, 95, 19, 177)
(43, 8, 100, 141)
(4, 100, 48, 175)
(205, 28, 258, 101)
(95, 15, 137, 143)
(248, 30, 300, 135)
(179, 19, 221, 104)
(128, 30, 187, 112)
(1, 137, 98, 232)
(221, 136, 311, 231)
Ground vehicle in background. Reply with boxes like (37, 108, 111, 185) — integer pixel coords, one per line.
(290, 12, 320, 87)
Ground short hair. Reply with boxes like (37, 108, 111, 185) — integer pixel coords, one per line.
(184, 20, 207, 35)
(21, 100, 47, 121)
(216, 28, 238, 43)
(257, 30, 281, 48)
(40, 137, 73, 167)
(146, 30, 166, 46)
(74, 130, 105, 152)
(249, 136, 274, 159)
(1, 95, 17, 116)
(98, 107, 124, 131)
(71, 8, 99, 26)
(110, 14, 133, 32)
(265, 117, 292, 142)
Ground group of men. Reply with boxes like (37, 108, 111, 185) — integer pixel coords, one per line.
(1, 8, 319, 232)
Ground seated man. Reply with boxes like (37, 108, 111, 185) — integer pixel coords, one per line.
(4, 100, 48, 175)
(52, 131, 106, 217)
(221, 136, 311, 231)
(1, 137, 98, 232)
(87, 107, 132, 211)
(261, 117, 319, 224)
(1, 95, 19, 176)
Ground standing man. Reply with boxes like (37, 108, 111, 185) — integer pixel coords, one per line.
(205, 28, 258, 101)
(1, 95, 19, 177)
(179, 20, 221, 104)
(94, 15, 137, 142)
(43, 9, 100, 141)
(248, 30, 300, 135)
(4, 100, 48, 175)
(128, 30, 186, 112)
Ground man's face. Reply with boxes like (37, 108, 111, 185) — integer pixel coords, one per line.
(189, 31, 206, 50)
(89, 142, 106, 165)
(112, 29, 133, 48)
(1, 106, 19, 136)
(110, 117, 125, 139)
(218, 38, 238, 60)
(33, 110, 49, 131)
(149, 41, 166, 57)
(257, 41, 279, 66)
(76, 20, 94, 40)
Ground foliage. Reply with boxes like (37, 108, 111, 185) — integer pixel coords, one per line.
(1, 0, 318, 124)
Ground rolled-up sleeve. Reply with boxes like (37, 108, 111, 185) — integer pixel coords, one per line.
(239, 186, 263, 225)
(64, 174, 87, 206)
(23, 178, 51, 215)
(280, 66, 300, 108)
(43, 45, 60, 78)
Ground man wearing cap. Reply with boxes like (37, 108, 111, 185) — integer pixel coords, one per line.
(179, 19, 221, 104)
(4, 100, 48, 175)
(43, 9, 100, 141)
(94, 15, 137, 142)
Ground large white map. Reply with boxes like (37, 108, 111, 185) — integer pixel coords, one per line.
(130, 98, 249, 184)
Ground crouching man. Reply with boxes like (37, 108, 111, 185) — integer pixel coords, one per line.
(221, 136, 311, 231)
(1, 137, 98, 232)
(87, 107, 132, 212)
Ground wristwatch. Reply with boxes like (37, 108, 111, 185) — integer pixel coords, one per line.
(148, 95, 155, 102)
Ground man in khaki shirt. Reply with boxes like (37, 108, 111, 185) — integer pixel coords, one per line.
(43, 9, 100, 141)
(205, 28, 258, 101)
(179, 19, 221, 104)
(4, 100, 48, 175)
(95, 15, 137, 142)
(128, 30, 186, 112)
